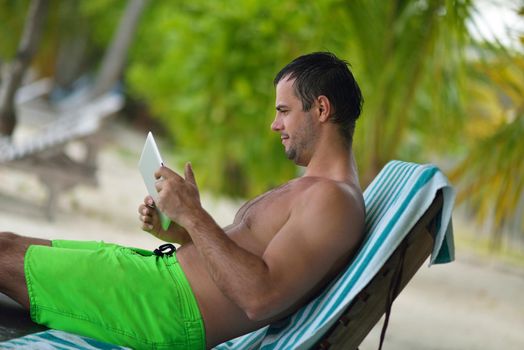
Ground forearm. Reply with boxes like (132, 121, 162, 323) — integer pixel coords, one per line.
(183, 209, 273, 315)
(165, 223, 192, 245)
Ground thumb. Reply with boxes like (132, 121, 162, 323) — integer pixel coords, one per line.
(185, 162, 197, 186)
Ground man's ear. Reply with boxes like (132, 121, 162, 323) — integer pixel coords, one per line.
(317, 95, 331, 122)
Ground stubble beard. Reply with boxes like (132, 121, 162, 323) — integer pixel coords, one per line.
(285, 147, 298, 163)
(285, 111, 316, 166)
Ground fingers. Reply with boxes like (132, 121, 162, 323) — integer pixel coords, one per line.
(154, 166, 167, 180)
(155, 166, 182, 181)
(154, 164, 197, 193)
(155, 166, 179, 193)
(143, 195, 155, 207)
(184, 162, 197, 186)
(140, 215, 154, 231)
(138, 203, 155, 231)
(141, 221, 153, 231)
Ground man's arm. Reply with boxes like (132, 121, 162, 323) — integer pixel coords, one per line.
(155, 164, 364, 321)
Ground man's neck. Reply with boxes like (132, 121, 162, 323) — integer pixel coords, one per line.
(303, 138, 360, 186)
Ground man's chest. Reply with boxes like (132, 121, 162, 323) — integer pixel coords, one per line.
(233, 184, 296, 246)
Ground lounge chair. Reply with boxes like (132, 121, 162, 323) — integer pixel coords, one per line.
(214, 160, 454, 350)
(0, 160, 455, 349)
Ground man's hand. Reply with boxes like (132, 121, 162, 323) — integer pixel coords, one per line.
(138, 195, 191, 244)
(154, 162, 202, 229)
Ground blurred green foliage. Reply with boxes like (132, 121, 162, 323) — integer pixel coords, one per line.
(451, 52, 524, 247)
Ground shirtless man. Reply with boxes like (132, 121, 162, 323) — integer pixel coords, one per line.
(0, 52, 365, 349)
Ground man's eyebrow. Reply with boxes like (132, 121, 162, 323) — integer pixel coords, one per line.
(276, 104, 289, 111)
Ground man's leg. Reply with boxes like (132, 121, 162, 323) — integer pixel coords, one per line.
(0, 231, 50, 309)
(0, 238, 206, 348)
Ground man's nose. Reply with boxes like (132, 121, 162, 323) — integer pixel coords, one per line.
(271, 115, 283, 131)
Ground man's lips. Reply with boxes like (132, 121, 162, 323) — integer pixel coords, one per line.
(281, 134, 289, 144)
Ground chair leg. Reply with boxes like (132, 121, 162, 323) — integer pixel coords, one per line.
(378, 242, 408, 350)
(43, 181, 60, 221)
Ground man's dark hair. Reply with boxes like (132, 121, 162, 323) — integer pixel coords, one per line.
(274, 52, 363, 145)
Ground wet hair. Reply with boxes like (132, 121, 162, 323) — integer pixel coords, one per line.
(274, 52, 363, 145)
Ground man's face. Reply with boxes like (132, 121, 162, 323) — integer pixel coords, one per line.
(272, 78, 318, 166)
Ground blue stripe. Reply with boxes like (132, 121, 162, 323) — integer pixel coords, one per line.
(0, 330, 130, 349)
(39, 331, 75, 346)
(365, 163, 416, 233)
(365, 162, 413, 231)
(214, 328, 266, 349)
(364, 161, 401, 217)
(367, 163, 418, 234)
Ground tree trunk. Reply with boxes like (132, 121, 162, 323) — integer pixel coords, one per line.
(0, 0, 48, 137)
(87, 0, 147, 100)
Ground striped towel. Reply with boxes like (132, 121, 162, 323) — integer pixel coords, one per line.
(0, 329, 129, 349)
(214, 160, 455, 350)
(1, 161, 454, 350)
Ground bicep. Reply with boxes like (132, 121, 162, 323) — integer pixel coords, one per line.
(261, 197, 363, 312)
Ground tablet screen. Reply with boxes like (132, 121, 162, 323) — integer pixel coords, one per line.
(138, 132, 171, 230)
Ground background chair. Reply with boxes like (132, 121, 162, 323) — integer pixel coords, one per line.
(0, 80, 124, 219)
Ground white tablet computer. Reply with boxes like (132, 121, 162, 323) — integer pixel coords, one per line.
(138, 132, 171, 230)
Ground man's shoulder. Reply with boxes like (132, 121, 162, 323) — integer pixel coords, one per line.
(281, 177, 365, 265)
(294, 177, 364, 211)
(287, 177, 365, 239)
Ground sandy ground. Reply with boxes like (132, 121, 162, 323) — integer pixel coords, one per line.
(1, 122, 523, 349)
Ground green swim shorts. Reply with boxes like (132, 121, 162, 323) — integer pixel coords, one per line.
(24, 240, 205, 350)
